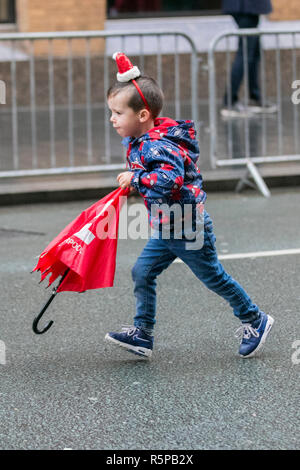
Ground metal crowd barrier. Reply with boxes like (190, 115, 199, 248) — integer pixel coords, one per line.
(208, 28, 300, 197)
(0, 30, 199, 179)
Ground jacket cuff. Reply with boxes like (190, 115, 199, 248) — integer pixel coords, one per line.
(130, 172, 141, 191)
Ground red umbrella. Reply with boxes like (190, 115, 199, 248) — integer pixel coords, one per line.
(32, 187, 129, 334)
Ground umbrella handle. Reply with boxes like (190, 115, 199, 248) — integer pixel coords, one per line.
(32, 290, 57, 334)
(32, 268, 70, 335)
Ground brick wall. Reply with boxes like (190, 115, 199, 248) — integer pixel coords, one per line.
(270, 0, 300, 20)
(16, 0, 106, 56)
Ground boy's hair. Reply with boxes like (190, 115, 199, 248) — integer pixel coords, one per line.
(107, 76, 164, 119)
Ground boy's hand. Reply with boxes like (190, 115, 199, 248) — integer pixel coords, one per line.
(117, 171, 134, 189)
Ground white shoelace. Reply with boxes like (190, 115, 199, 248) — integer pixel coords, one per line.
(121, 325, 137, 336)
(235, 323, 259, 341)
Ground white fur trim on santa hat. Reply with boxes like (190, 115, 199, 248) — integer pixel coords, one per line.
(117, 66, 141, 83)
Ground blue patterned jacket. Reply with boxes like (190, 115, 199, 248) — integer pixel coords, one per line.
(122, 117, 207, 230)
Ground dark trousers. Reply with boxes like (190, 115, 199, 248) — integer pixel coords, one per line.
(224, 13, 261, 105)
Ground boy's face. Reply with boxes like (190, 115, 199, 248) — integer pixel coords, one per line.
(107, 89, 144, 138)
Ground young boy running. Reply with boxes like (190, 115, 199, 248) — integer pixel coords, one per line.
(105, 52, 274, 359)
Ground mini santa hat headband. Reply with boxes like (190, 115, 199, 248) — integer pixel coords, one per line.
(112, 52, 150, 111)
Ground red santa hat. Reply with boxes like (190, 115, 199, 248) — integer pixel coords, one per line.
(113, 52, 141, 83)
(112, 51, 150, 111)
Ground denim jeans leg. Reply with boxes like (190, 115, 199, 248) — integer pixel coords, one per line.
(132, 237, 176, 332)
(167, 213, 260, 323)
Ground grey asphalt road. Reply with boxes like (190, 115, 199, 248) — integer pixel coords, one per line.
(0, 187, 299, 450)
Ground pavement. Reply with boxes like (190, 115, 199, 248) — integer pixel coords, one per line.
(0, 187, 299, 450)
(1, 162, 300, 206)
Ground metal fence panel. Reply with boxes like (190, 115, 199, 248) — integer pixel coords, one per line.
(0, 30, 199, 178)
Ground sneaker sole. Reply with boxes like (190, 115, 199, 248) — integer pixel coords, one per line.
(240, 315, 274, 358)
(104, 333, 152, 358)
(220, 110, 253, 119)
(248, 106, 277, 114)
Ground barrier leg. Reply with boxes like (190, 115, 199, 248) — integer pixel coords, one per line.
(246, 160, 271, 197)
(235, 168, 257, 193)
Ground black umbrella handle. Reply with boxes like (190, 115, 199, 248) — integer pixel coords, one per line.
(32, 291, 57, 334)
(32, 268, 70, 335)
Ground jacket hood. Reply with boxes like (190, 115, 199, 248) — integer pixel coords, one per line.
(140, 117, 199, 164)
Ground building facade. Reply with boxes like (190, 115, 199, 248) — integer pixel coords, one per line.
(0, 0, 105, 31)
(0, 0, 300, 31)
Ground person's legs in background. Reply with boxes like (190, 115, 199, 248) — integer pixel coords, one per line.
(222, 13, 261, 116)
(222, 13, 276, 116)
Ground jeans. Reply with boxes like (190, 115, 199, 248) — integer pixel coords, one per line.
(224, 13, 261, 105)
(132, 211, 260, 332)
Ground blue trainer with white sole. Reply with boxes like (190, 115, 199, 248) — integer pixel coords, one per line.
(236, 312, 274, 358)
(105, 326, 153, 358)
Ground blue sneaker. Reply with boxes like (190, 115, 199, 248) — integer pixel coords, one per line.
(105, 326, 153, 358)
(235, 312, 274, 358)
